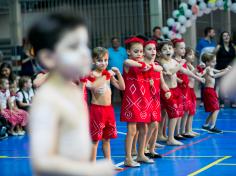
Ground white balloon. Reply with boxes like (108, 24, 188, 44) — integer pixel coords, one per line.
(167, 18, 175, 27)
(185, 9, 193, 18)
(188, 0, 196, 6)
(180, 2, 188, 11)
(204, 8, 211, 14)
(197, 10, 204, 17)
(179, 26, 186, 34)
(199, 2, 207, 11)
(230, 3, 236, 12)
(208, 2, 216, 9)
(162, 26, 169, 35)
(173, 22, 181, 31)
(167, 31, 176, 39)
(185, 20, 192, 28)
(173, 10, 180, 19)
(178, 15, 187, 25)
(176, 33, 182, 39)
(216, 0, 224, 8)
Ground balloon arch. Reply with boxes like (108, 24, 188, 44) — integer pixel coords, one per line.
(162, 0, 236, 39)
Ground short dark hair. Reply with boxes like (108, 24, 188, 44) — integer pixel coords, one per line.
(153, 26, 161, 33)
(28, 12, 87, 56)
(111, 37, 119, 42)
(157, 40, 173, 52)
(204, 27, 214, 36)
(19, 76, 31, 89)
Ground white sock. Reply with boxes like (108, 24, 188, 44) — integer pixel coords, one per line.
(203, 124, 209, 127)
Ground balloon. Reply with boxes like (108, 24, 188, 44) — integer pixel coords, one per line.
(216, 0, 224, 8)
(185, 9, 193, 18)
(162, 27, 169, 35)
(231, 3, 236, 13)
(172, 10, 180, 19)
(167, 31, 176, 39)
(199, 2, 207, 11)
(173, 22, 181, 31)
(167, 18, 175, 27)
(179, 2, 188, 11)
(178, 15, 187, 25)
(208, 2, 216, 9)
(188, 0, 197, 6)
(179, 26, 186, 34)
(185, 20, 192, 28)
(176, 33, 182, 39)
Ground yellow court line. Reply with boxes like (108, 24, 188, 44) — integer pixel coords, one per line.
(188, 156, 232, 176)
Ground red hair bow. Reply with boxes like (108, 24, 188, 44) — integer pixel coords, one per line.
(124, 37, 144, 45)
(171, 38, 185, 46)
(144, 40, 157, 47)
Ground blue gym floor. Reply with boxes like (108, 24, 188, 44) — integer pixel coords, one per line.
(0, 106, 236, 176)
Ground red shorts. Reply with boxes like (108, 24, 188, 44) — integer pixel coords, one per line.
(89, 104, 117, 141)
(188, 88, 197, 115)
(162, 87, 183, 119)
(203, 87, 220, 112)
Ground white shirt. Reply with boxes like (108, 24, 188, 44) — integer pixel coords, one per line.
(16, 88, 34, 104)
(0, 90, 10, 109)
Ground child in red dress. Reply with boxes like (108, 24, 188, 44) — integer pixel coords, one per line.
(201, 53, 231, 133)
(87, 47, 125, 170)
(121, 37, 156, 167)
(143, 40, 171, 158)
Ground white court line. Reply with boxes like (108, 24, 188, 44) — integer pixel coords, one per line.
(117, 131, 127, 135)
(216, 163, 236, 166)
(194, 128, 236, 133)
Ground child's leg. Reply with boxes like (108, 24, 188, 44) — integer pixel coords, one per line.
(131, 130, 139, 156)
(167, 118, 183, 146)
(180, 112, 188, 134)
(102, 139, 111, 160)
(203, 112, 213, 127)
(175, 118, 181, 136)
(137, 123, 148, 159)
(91, 141, 99, 162)
(148, 122, 158, 154)
(145, 122, 157, 152)
(158, 110, 167, 141)
(125, 122, 137, 162)
(209, 110, 220, 128)
(187, 115, 200, 136)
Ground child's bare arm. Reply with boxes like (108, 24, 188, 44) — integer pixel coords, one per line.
(160, 72, 171, 99)
(33, 73, 49, 88)
(214, 67, 231, 78)
(110, 67, 125, 90)
(177, 77, 183, 84)
(180, 67, 205, 83)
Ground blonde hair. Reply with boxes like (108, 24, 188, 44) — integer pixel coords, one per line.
(201, 52, 215, 63)
(92, 47, 108, 60)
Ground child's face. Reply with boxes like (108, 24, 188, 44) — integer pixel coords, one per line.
(175, 42, 186, 57)
(144, 44, 156, 61)
(25, 79, 32, 89)
(207, 57, 217, 68)
(186, 51, 195, 63)
(10, 84, 17, 93)
(1, 67, 11, 78)
(128, 43, 143, 61)
(94, 53, 109, 71)
(55, 26, 91, 79)
(160, 44, 174, 59)
(1, 79, 9, 90)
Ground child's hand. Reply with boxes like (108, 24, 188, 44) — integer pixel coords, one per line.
(180, 59, 186, 65)
(199, 62, 206, 68)
(178, 79, 183, 84)
(153, 65, 163, 72)
(111, 67, 120, 74)
(163, 71, 172, 76)
(108, 70, 116, 77)
(226, 65, 232, 71)
(199, 77, 205, 84)
(165, 92, 171, 99)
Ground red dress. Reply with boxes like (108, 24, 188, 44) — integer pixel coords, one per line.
(120, 66, 151, 123)
(177, 63, 190, 116)
(146, 63, 161, 122)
